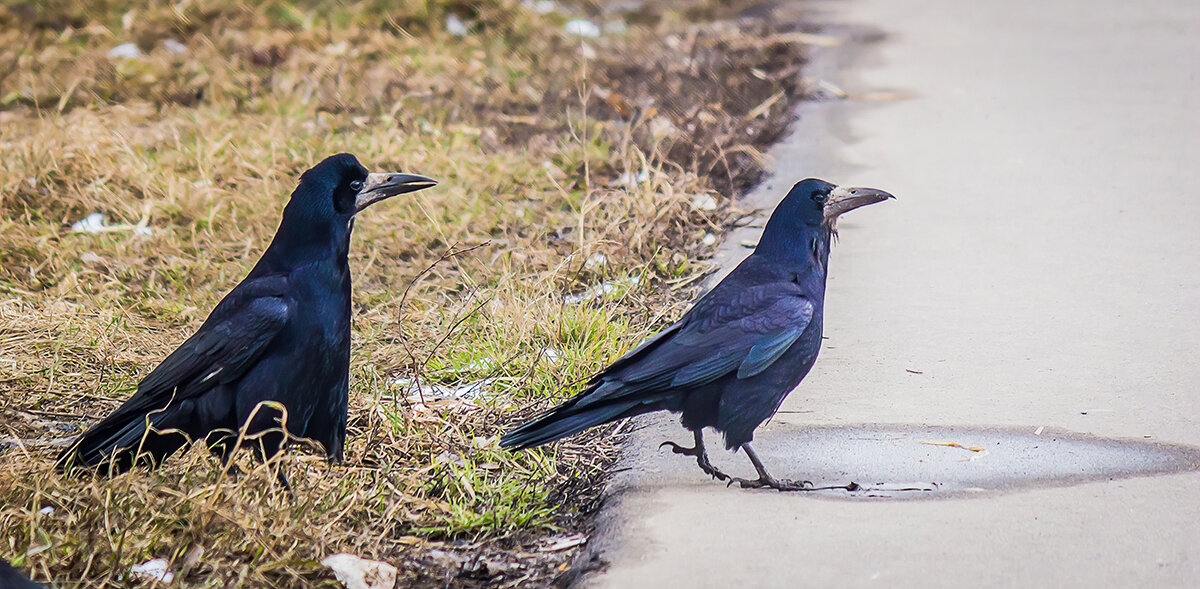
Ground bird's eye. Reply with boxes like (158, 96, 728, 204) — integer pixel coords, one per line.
(350, 180, 364, 192)
(812, 192, 828, 204)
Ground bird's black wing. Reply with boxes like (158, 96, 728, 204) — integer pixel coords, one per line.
(60, 274, 294, 468)
(89, 275, 292, 425)
(499, 279, 814, 449)
(576, 281, 814, 408)
(139, 276, 291, 400)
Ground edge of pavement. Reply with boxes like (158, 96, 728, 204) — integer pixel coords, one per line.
(559, 6, 887, 586)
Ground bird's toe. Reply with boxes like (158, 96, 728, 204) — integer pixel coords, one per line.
(659, 440, 696, 456)
(727, 476, 765, 489)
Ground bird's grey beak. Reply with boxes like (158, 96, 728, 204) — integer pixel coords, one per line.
(824, 185, 894, 223)
(354, 172, 437, 212)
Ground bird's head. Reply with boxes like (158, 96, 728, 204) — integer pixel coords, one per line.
(296, 153, 437, 218)
(757, 178, 893, 260)
(779, 178, 894, 231)
(261, 154, 437, 268)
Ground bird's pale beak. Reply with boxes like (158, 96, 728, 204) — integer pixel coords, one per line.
(823, 185, 894, 223)
(354, 172, 437, 212)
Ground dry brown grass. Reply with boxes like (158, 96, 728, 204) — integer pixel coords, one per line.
(0, 0, 809, 586)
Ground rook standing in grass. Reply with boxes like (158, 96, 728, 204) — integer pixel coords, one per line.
(58, 154, 436, 488)
(502, 179, 891, 491)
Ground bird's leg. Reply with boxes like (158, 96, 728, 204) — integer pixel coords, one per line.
(255, 453, 296, 501)
(728, 443, 860, 492)
(728, 443, 809, 490)
(245, 433, 296, 500)
(207, 431, 242, 482)
(273, 468, 295, 500)
(659, 430, 731, 481)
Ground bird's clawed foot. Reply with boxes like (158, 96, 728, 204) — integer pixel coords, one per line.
(727, 475, 861, 492)
(659, 430, 730, 481)
(658, 439, 694, 455)
(734, 443, 861, 493)
(727, 474, 814, 491)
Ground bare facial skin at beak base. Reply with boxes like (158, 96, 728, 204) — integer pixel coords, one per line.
(824, 185, 895, 223)
(354, 172, 437, 212)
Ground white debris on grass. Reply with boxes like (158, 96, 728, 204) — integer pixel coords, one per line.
(71, 212, 153, 236)
(38, 506, 54, 516)
(162, 39, 187, 54)
(445, 14, 469, 37)
(433, 451, 465, 467)
(541, 533, 587, 552)
(323, 41, 349, 56)
(130, 559, 174, 584)
(612, 170, 649, 187)
(648, 116, 679, 140)
(107, 43, 142, 60)
(690, 193, 718, 211)
(393, 377, 495, 403)
(71, 213, 105, 233)
(564, 19, 601, 38)
(425, 549, 464, 568)
(584, 252, 607, 269)
(523, 0, 558, 14)
(80, 251, 104, 265)
(540, 348, 563, 364)
(565, 275, 641, 304)
(701, 232, 717, 246)
(803, 77, 849, 100)
(322, 553, 397, 589)
(460, 356, 497, 371)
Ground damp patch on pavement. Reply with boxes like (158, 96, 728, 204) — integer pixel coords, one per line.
(744, 424, 1200, 500)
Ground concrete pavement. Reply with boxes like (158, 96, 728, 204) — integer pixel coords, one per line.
(577, 0, 1200, 586)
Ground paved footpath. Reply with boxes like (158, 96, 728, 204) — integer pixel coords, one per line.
(577, 0, 1200, 587)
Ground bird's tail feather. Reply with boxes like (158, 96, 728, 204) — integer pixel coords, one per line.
(58, 404, 191, 475)
(500, 399, 649, 450)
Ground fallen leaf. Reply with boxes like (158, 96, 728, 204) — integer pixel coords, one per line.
(603, 92, 632, 118)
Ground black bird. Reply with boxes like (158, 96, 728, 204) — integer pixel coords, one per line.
(58, 154, 436, 487)
(501, 179, 892, 490)
(0, 558, 47, 589)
